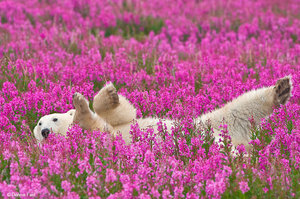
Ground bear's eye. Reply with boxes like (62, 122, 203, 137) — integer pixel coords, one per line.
(53, 118, 58, 122)
(39, 122, 42, 126)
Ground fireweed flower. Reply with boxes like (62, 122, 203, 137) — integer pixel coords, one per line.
(0, 0, 299, 198)
(239, 181, 250, 194)
(61, 180, 73, 192)
(105, 169, 117, 183)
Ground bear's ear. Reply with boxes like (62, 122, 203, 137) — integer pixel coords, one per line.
(67, 109, 76, 116)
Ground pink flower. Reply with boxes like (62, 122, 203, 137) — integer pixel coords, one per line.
(205, 177, 227, 199)
(239, 181, 249, 194)
(61, 180, 73, 192)
(174, 186, 184, 198)
(236, 144, 247, 154)
(249, 139, 261, 146)
(139, 193, 151, 199)
(151, 187, 160, 198)
(162, 189, 171, 199)
(105, 169, 117, 183)
(86, 174, 98, 190)
(30, 167, 38, 176)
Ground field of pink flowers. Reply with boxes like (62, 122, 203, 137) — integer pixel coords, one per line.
(0, 0, 299, 198)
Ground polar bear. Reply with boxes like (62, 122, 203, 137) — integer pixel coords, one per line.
(34, 76, 292, 151)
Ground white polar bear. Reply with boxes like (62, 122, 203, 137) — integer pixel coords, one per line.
(33, 76, 292, 151)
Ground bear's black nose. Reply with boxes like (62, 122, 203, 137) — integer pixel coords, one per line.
(41, 128, 50, 138)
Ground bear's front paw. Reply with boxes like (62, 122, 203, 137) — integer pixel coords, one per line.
(73, 92, 90, 113)
(274, 76, 292, 106)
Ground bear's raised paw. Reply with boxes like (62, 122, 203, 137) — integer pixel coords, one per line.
(93, 83, 120, 113)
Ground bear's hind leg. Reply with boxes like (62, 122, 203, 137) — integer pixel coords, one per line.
(274, 76, 292, 107)
(93, 83, 120, 114)
(93, 83, 137, 126)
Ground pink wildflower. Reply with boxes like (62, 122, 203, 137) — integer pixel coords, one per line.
(106, 169, 117, 183)
(61, 180, 73, 192)
(239, 181, 249, 193)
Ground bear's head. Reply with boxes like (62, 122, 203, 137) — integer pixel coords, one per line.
(33, 109, 75, 142)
